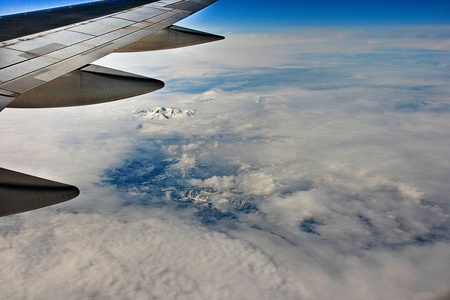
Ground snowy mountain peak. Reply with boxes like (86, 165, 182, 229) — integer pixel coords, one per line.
(134, 107, 196, 120)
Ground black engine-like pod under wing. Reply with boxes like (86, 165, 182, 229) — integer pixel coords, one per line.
(0, 168, 79, 217)
(9, 65, 165, 108)
(116, 25, 224, 52)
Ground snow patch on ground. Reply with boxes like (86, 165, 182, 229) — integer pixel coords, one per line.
(133, 107, 196, 120)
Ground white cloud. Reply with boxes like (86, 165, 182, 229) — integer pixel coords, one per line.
(0, 211, 295, 300)
(1, 27, 450, 299)
(94, 26, 450, 79)
(238, 172, 278, 197)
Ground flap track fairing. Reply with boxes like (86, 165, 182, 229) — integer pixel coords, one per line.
(0, 168, 79, 217)
(116, 25, 224, 52)
(9, 65, 164, 108)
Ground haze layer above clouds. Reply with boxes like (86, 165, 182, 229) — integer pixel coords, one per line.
(0, 27, 449, 300)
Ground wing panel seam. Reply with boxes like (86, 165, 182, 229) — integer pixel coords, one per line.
(0, 11, 188, 94)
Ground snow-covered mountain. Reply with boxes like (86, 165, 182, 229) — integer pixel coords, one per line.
(133, 107, 196, 120)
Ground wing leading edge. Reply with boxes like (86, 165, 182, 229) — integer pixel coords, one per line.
(0, 0, 223, 216)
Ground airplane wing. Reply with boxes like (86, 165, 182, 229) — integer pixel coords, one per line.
(0, 0, 223, 216)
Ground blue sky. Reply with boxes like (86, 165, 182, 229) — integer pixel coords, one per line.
(192, 0, 450, 28)
(2, 0, 450, 29)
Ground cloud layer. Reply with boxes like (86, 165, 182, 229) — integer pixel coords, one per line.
(1, 27, 450, 299)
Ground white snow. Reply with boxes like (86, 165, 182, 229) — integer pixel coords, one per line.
(133, 107, 195, 120)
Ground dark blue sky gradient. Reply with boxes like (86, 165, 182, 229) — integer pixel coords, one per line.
(196, 0, 450, 28)
(1, 0, 450, 29)
(0, 0, 95, 15)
